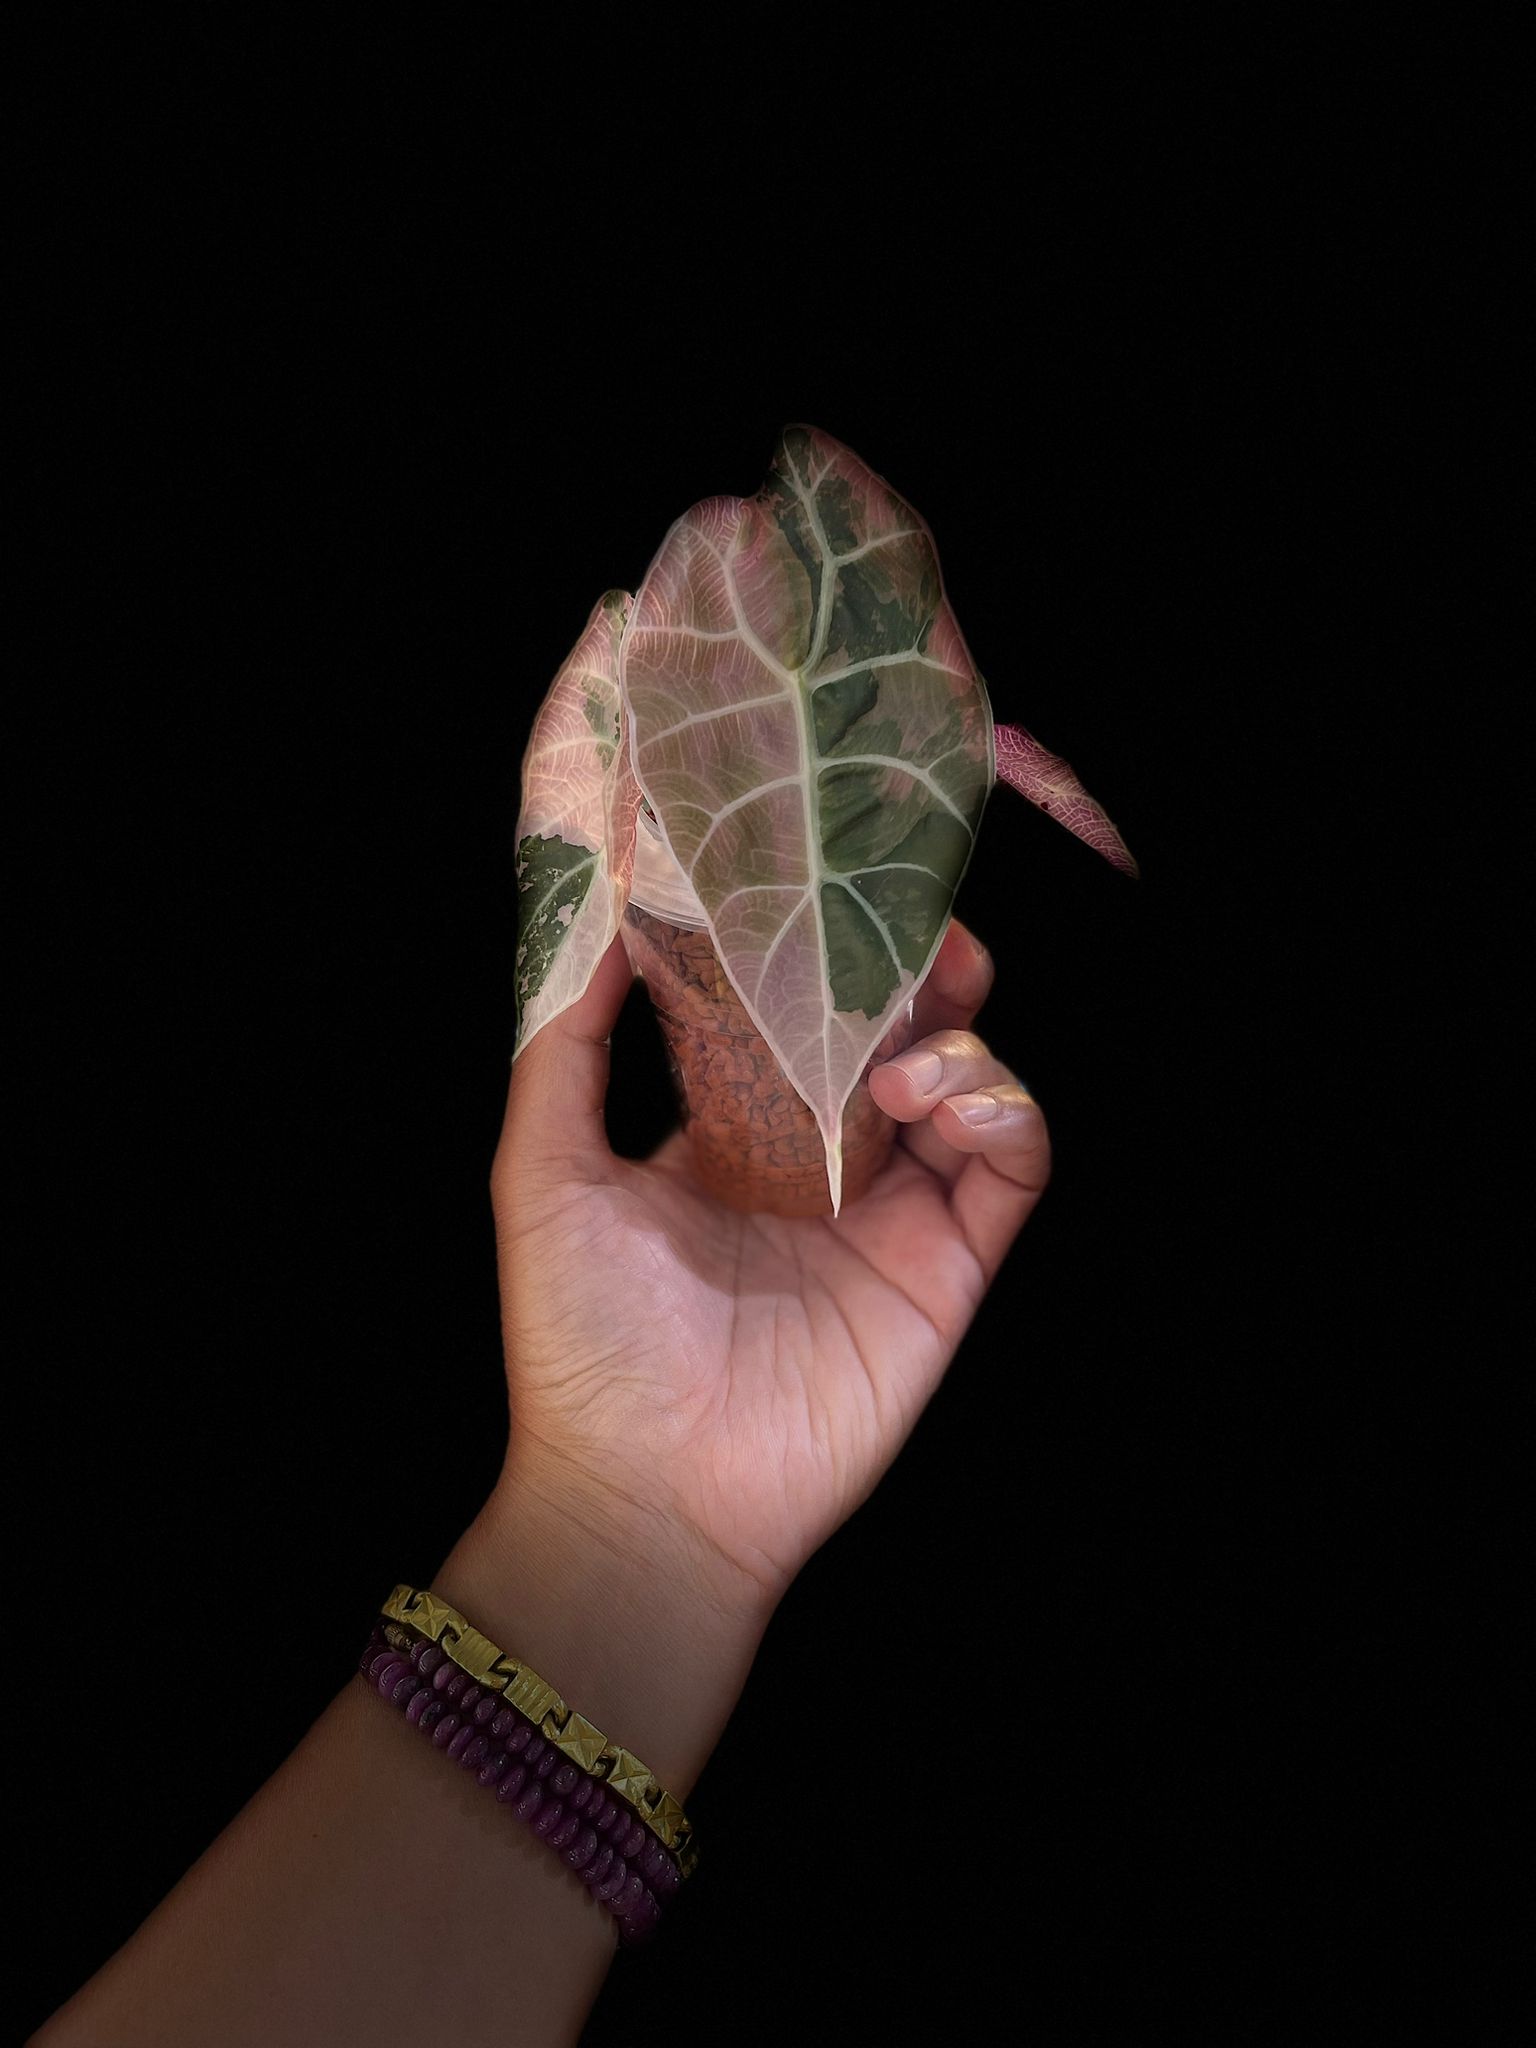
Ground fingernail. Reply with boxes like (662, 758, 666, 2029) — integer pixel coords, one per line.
(949, 1092, 999, 1126)
(900, 1050, 944, 1093)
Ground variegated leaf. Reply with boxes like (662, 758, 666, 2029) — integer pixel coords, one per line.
(993, 721, 1139, 877)
(621, 425, 992, 1213)
(513, 590, 640, 1053)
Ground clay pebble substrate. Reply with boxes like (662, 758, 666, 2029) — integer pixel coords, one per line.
(622, 906, 896, 1217)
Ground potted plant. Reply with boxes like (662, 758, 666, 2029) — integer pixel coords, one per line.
(512, 425, 1135, 1217)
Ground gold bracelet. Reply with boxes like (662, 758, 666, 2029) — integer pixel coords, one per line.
(379, 1583, 698, 1879)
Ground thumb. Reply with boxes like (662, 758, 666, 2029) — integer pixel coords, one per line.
(495, 932, 634, 1191)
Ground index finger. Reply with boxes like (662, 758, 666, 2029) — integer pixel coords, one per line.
(909, 916, 994, 1042)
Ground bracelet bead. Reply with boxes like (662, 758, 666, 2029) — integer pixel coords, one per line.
(549, 1811, 581, 1852)
(565, 1826, 600, 1872)
(621, 1890, 660, 1944)
(495, 1762, 529, 1805)
(431, 1712, 462, 1750)
(530, 1797, 566, 1840)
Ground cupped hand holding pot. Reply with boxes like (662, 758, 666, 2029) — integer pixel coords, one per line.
(435, 915, 1048, 1807)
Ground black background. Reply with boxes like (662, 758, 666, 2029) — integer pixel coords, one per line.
(19, 19, 1516, 2043)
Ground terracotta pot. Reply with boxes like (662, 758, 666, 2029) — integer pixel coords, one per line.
(621, 903, 908, 1217)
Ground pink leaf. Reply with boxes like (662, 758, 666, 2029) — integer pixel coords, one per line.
(992, 722, 1139, 878)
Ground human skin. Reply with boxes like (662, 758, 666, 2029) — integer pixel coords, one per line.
(33, 916, 1048, 2048)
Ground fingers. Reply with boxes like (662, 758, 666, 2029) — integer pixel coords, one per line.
(866, 1024, 1052, 1282)
(492, 932, 633, 1200)
(909, 916, 994, 1042)
(867, 1028, 1014, 1132)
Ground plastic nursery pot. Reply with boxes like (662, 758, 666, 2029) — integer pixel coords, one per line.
(621, 904, 911, 1218)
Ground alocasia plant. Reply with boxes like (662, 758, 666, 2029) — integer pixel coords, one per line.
(513, 425, 1135, 1212)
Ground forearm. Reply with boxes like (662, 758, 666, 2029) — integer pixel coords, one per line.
(33, 1465, 771, 2048)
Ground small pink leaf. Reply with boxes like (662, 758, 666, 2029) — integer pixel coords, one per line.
(992, 722, 1139, 878)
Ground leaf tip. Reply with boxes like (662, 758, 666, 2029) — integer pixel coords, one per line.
(823, 1126, 845, 1219)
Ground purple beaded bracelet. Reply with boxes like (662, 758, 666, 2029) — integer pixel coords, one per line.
(356, 1624, 682, 1945)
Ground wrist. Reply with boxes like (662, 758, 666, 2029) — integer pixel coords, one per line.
(433, 1446, 774, 1803)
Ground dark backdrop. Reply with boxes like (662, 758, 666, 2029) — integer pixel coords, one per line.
(19, 20, 1512, 2042)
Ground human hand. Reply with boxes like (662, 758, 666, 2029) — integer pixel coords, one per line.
(486, 916, 1049, 1627)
